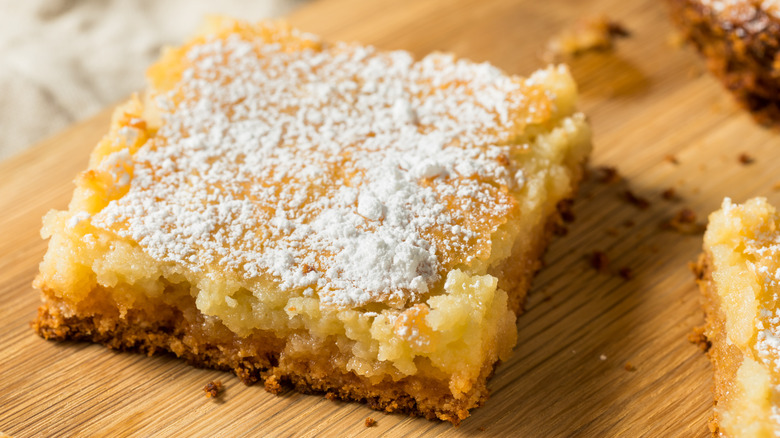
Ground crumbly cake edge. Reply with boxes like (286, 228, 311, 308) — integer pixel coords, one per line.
(33, 167, 584, 426)
(667, 0, 780, 126)
(694, 251, 744, 437)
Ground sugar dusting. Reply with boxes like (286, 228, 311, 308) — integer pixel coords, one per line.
(92, 25, 551, 308)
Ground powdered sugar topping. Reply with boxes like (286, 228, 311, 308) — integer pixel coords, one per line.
(92, 26, 547, 308)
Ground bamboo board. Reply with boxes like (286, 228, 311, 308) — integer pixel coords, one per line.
(2, 0, 778, 436)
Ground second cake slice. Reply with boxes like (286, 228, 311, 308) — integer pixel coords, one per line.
(698, 197, 780, 435)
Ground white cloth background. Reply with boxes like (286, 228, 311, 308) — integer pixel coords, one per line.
(0, 0, 305, 162)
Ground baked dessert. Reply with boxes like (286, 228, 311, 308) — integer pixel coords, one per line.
(697, 197, 780, 436)
(667, 0, 780, 125)
(32, 18, 591, 424)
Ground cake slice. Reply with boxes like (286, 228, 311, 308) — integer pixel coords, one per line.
(33, 18, 591, 424)
(667, 0, 780, 125)
(697, 197, 780, 436)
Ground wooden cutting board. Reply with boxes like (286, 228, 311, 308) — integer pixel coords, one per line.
(2, 0, 778, 436)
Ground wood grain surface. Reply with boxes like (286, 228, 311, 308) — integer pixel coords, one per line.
(2, 0, 778, 436)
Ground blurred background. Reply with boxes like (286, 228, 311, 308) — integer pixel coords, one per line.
(0, 0, 307, 162)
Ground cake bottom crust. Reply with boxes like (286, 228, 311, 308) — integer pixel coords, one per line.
(33, 193, 578, 426)
(694, 252, 744, 437)
(33, 291, 487, 424)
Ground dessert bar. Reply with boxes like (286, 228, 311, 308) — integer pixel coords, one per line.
(33, 18, 591, 423)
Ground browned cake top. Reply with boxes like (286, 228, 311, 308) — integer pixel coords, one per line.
(89, 22, 561, 308)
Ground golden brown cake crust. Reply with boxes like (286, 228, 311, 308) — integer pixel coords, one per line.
(667, 0, 780, 126)
(694, 252, 745, 437)
(34, 289, 480, 423)
(33, 190, 579, 425)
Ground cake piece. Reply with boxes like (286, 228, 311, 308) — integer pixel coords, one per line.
(697, 197, 780, 436)
(32, 18, 591, 424)
(667, 0, 780, 125)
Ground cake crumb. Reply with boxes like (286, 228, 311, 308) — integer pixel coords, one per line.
(557, 199, 576, 222)
(204, 380, 223, 398)
(594, 166, 621, 184)
(624, 362, 636, 372)
(738, 153, 754, 165)
(365, 417, 377, 428)
(478, 426, 486, 432)
(589, 251, 610, 273)
(661, 188, 680, 202)
(553, 222, 569, 236)
(618, 267, 633, 280)
(661, 208, 705, 234)
(688, 327, 711, 353)
(708, 419, 720, 434)
(325, 392, 338, 401)
(600, 354, 607, 361)
(664, 154, 679, 165)
(264, 375, 284, 394)
(690, 257, 706, 281)
(545, 16, 630, 61)
(622, 190, 651, 210)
